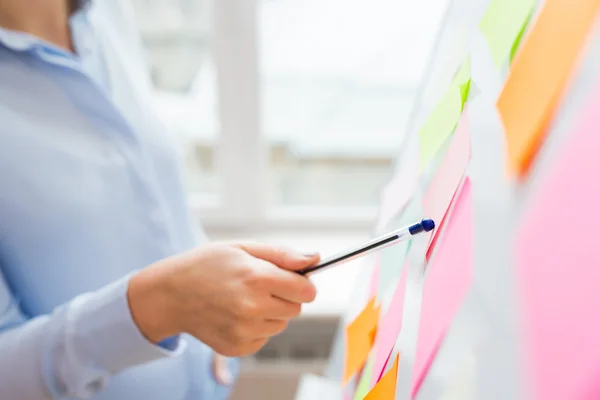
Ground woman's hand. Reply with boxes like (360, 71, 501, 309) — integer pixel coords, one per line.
(128, 241, 320, 357)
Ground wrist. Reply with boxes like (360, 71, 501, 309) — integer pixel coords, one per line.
(127, 267, 178, 344)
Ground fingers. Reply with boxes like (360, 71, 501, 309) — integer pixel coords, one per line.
(263, 296, 302, 319)
(236, 241, 320, 271)
(250, 259, 317, 304)
(256, 318, 289, 338)
(215, 338, 269, 358)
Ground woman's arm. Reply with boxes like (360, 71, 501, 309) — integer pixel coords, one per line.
(0, 268, 183, 399)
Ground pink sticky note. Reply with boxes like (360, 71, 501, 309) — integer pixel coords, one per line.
(368, 256, 381, 298)
(371, 264, 409, 386)
(515, 85, 600, 400)
(423, 110, 471, 260)
(411, 178, 473, 398)
(376, 160, 418, 232)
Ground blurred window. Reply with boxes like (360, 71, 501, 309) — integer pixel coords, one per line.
(131, 0, 448, 229)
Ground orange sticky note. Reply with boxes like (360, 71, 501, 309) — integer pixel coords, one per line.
(364, 353, 400, 400)
(497, 0, 600, 177)
(344, 297, 380, 384)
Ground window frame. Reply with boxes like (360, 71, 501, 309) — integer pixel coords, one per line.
(186, 0, 381, 232)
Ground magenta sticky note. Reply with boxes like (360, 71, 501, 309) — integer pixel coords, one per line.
(411, 178, 473, 398)
(370, 264, 409, 386)
(515, 85, 600, 400)
(423, 110, 471, 260)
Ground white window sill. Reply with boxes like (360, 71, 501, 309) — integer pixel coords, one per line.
(206, 228, 370, 317)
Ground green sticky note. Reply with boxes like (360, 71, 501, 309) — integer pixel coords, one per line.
(452, 57, 471, 111)
(452, 57, 470, 88)
(509, 11, 532, 62)
(418, 85, 463, 172)
(451, 57, 471, 108)
(353, 354, 375, 400)
(479, 0, 535, 68)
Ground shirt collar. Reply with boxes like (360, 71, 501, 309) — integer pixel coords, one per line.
(0, 1, 93, 53)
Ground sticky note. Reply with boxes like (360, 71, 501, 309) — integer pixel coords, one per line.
(412, 178, 473, 398)
(423, 110, 471, 259)
(479, 0, 535, 68)
(378, 200, 418, 298)
(353, 355, 375, 400)
(371, 265, 408, 385)
(418, 85, 463, 172)
(368, 259, 380, 299)
(344, 298, 380, 384)
(497, 0, 600, 177)
(453, 58, 472, 108)
(509, 13, 531, 63)
(376, 160, 418, 232)
(419, 57, 470, 172)
(364, 354, 400, 400)
(515, 84, 600, 400)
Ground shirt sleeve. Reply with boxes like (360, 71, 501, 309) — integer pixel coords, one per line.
(0, 270, 186, 400)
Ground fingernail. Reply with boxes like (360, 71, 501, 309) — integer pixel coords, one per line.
(303, 252, 319, 258)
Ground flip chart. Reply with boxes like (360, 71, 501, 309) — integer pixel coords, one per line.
(371, 265, 408, 385)
(364, 354, 400, 400)
(412, 178, 473, 399)
(515, 84, 600, 400)
(497, 0, 600, 177)
(344, 298, 380, 384)
(423, 110, 471, 259)
(479, 0, 535, 68)
(353, 355, 375, 400)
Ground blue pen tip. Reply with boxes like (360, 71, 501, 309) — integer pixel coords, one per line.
(421, 219, 435, 232)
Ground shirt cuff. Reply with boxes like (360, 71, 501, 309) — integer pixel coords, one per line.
(68, 274, 186, 372)
(44, 274, 186, 398)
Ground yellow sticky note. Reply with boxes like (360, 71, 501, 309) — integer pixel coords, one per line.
(418, 85, 463, 172)
(497, 0, 600, 177)
(364, 353, 400, 400)
(344, 298, 380, 384)
(479, 0, 535, 68)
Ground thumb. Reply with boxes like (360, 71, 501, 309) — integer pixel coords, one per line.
(236, 241, 320, 271)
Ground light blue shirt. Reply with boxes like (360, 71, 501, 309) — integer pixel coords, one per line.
(0, 1, 239, 399)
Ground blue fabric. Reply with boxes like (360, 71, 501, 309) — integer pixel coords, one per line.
(0, 1, 239, 399)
